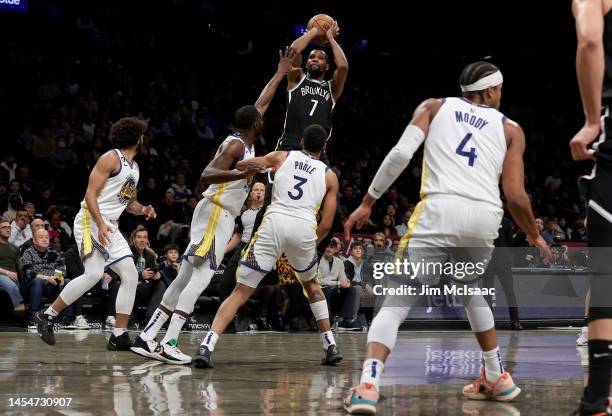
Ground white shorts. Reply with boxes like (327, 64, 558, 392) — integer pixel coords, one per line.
(73, 209, 132, 267)
(183, 197, 234, 270)
(237, 212, 318, 288)
(394, 194, 503, 286)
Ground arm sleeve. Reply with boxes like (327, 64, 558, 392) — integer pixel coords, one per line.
(367, 124, 426, 199)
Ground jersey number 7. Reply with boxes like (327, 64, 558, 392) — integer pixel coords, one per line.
(455, 133, 477, 167)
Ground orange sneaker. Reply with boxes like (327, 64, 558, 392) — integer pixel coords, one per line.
(344, 383, 379, 414)
(462, 370, 521, 402)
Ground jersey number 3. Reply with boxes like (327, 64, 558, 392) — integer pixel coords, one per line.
(288, 175, 308, 200)
(455, 133, 477, 167)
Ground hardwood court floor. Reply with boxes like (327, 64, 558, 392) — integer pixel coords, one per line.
(0, 329, 588, 415)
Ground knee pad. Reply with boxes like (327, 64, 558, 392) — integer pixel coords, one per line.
(309, 300, 329, 321)
(367, 307, 409, 351)
(464, 305, 495, 332)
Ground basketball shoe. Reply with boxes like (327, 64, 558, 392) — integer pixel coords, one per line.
(344, 383, 379, 415)
(462, 370, 521, 401)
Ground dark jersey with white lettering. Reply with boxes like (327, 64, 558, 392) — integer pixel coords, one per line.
(276, 75, 334, 151)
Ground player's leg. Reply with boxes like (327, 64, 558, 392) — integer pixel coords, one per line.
(577, 208, 612, 414)
(577, 289, 590, 346)
(194, 215, 279, 368)
(35, 249, 106, 346)
(106, 256, 139, 351)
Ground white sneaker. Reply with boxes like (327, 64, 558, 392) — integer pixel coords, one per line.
(577, 326, 588, 346)
(74, 315, 90, 330)
(157, 342, 192, 365)
(105, 315, 116, 328)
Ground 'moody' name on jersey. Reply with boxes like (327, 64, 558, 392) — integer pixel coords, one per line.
(300, 85, 331, 101)
(455, 111, 489, 130)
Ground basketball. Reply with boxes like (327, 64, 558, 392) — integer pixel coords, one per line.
(307, 14, 334, 44)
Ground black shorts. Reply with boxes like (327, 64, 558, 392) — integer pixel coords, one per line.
(581, 105, 612, 223)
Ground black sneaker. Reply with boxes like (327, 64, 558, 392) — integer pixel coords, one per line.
(572, 392, 611, 415)
(130, 336, 161, 359)
(34, 311, 56, 346)
(62, 316, 76, 330)
(338, 318, 362, 332)
(510, 321, 523, 331)
(321, 344, 343, 366)
(107, 331, 133, 351)
(192, 345, 214, 369)
(256, 316, 272, 331)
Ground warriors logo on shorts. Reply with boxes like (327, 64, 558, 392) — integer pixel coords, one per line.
(117, 176, 137, 205)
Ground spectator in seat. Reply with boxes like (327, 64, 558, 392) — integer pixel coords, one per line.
(21, 228, 78, 327)
(159, 243, 181, 288)
(558, 217, 572, 241)
(0, 220, 25, 316)
(47, 211, 71, 249)
(3, 193, 23, 223)
(0, 152, 17, 184)
(24, 202, 35, 222)
(167, 173, 192, 204)
(131, 227, 166, 324)
(542, 219, 560, 246)
(19, 218, 46, 255)
(395, 210, 412, 237)
(377, 214, 398, 238)
(319, 240, 362, 331)
(9, 208, 31, 248)
(345, 241, 374, 299)
(572, 215, 588, 242)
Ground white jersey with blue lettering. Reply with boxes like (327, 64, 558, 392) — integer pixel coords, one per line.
(421, 97, 508, 208)
(203, 134, 255, 217)
(79, 149, 140, 222)
(266, 150, 327, 223)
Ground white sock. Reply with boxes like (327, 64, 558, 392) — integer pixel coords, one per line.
(202, 331, 219, 351)
(44, 306, 59, 317)
(482, 346, 504, 381)
(321, 330, 336, 350)
(113, 327, 127, 337)
(360, 359, 384, 391)
(140, 309, 170, 341)
(161, 314, 187, 345)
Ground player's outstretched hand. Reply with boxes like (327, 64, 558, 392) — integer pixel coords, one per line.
(141, 205, 157, 220)
(98, 224, 113, 247)
(344, 203, 372, 241)
(326, 20, 340, 40)
(278, 46, 296, 75)
(570, 123, 599, 161)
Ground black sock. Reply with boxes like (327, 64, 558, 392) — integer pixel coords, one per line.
(586, 339, 612, 403)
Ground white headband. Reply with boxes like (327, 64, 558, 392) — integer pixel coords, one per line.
(460, 71, 503, 92)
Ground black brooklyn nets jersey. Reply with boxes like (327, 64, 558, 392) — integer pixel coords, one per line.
(276, 75, 334, 151)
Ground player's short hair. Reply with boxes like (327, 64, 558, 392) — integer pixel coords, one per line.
(309, 48, 329, 63)
(110, 117, 148, 149)
(302, 124, 328, 153)
(234, 105, 260, 131)
(459, 61, 500, 97)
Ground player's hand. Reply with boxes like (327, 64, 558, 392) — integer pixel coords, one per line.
(98, 224, 114, 247)
(326, 20, 340, 40)
(570, 123, 599, 161)
(277, 46, 296, 75)
(528, 235, 553, 264)
(141, 205, 157, 220)
(344, 203, 373, 241)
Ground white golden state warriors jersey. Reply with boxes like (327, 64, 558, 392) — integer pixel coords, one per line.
(267, 150, 327, 223)
(80, 149, 139, 222)
(421, 97, 508, 208)
(203, 135, 255, 217)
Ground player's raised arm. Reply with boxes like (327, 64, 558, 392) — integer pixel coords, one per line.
(236, 151, 288, 173)
(255, 47, 297, 116)
(325, 20, 349, 102)
(570, 0, 604, 161)
(317, 170, 339, 243)
(287, 27, 320, 86)
(84, 151, 120, 246)
(343, 99, 439, 239)
(201, 140, 258, 185)
(502, 120, 551, 258)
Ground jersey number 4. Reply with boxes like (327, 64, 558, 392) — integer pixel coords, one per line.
(288, 175, 308, 200)
(455, 133, 477, 167)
